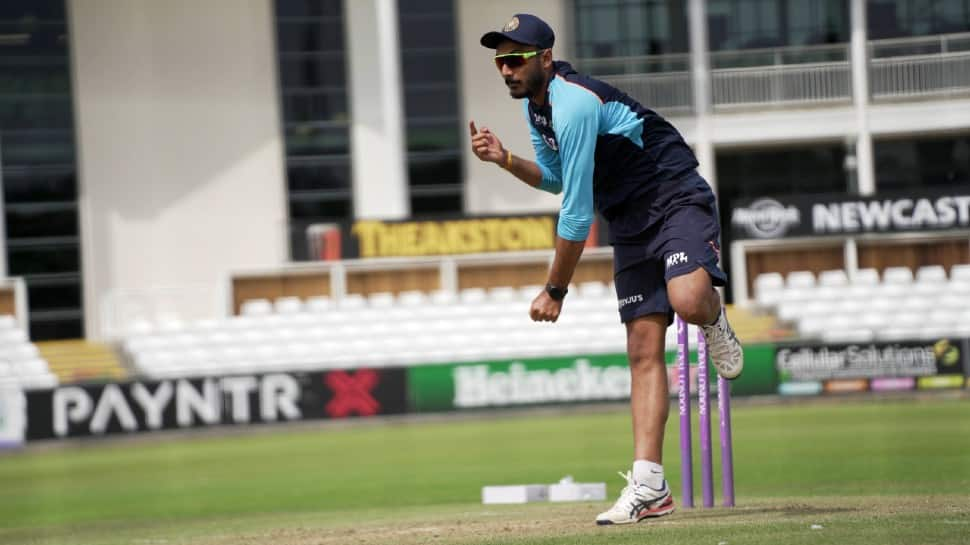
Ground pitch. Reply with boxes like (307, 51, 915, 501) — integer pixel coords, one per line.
(1, 395, 968, 545)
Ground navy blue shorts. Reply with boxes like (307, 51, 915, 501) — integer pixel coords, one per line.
(612, 175, 727, 325)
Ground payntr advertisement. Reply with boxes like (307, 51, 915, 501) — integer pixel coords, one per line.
(25, 369, 408, 440)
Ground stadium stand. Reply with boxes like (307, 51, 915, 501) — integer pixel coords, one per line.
(754, 264, 970, 342)
(0, 315, 58, 390)
(120, 280, 779, 380)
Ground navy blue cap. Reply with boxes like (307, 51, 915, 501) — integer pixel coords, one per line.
(480, 14, 555, 50)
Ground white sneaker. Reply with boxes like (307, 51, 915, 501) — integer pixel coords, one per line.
(701, 309, 744, 380)
(595, 471, 675, 525)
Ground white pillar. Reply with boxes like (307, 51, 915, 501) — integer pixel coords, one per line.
(851, 0, 876, 196)
(688, 0, 717, 193)
(346, 0, 409, 219)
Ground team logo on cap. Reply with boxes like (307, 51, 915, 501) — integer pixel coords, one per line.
(503, 16, 519, 32)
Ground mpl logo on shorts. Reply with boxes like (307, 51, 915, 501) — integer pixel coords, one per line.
(665, 252, 688, 269)
(731, 198, 801, 239)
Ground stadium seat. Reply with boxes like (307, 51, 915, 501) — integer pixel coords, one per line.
(786, 271, 816, 289)
(915, 265, 947, 283)
(950, 264, 970, 282)
(305, 296, 333, 313)
(851, 268, 880, 286)
(240, 299, 273, 316)
(274, 296, 303, 314)
(367, 292, 395, 308)
(818, 269, 849, 287)
(0, 315, 16, 330)
(882, 267, 914, 285)
(397, 290, 428, 307)
(459, 288, 488, 305)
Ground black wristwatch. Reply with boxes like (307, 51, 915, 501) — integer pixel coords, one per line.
(545, 283, 568, 301)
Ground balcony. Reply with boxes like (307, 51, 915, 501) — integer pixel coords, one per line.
(575, 32, 970, 114)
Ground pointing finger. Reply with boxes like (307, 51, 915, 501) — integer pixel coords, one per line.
(469, 121, 478, 137)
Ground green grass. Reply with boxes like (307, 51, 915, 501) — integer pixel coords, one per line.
(1, 396, 968, 544)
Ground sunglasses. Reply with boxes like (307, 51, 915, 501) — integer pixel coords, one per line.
(493, 49, 545, 69)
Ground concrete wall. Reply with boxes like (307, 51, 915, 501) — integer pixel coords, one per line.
(69, 0, 287, 338)
(457, 2, 572, 215)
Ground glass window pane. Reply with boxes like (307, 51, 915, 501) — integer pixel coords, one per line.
(289, 197, 352, 220)
(29, 316, 83, 340)
(401, 50, 456, 83)
(0, 59, 70, 93)
(408, 154, 461, 186)
(399, 14, 455, 49)
(0, 1, 66, 21)
(0, 96, 73, 129)
(278, 55, 346, 88)
(277, 20, 344, 53)
(411, 192, 462, 216)
(404, 85, 458, 119)
(875, 133, 970, 191)
(281, 89, 348, 122)
(286, 159, 351, 191)
(284, 124, 349, 156)
(400, 0, 453, 15)
(0, 22, 68, 56)
(7, 243, 78, 275)
(26, 279, 81, 311)
(3, 166, 76, 202)
(406, 120, 460, 153)
(1, 129, 75, 166)
(275, 0, 341, 18)
(5, 204, 78, 238)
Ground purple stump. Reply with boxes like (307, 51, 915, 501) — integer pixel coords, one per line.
(718, 375, 735, 507)
(697, 329, 714, 508)
(676, 315, 693, 508)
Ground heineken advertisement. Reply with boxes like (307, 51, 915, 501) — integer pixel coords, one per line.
(408, 345, 778, 412)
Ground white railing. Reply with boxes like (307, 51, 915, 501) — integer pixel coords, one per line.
(597, 72, 693, 115)
(574, 32, 970, 110)
(869, 33, 970, 100)
(577, 54, 693, 114)
(712, 61, 852, 108)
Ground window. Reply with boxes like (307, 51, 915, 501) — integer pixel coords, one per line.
(874, 133, 970, 191)
(0, 0, 83, 339)
(707, 0, 849, 52)
(398, 0, 463, 216)
(274, 0, 353, 261)
(869, 0, 970, 39)
(574, 0, 689, 60)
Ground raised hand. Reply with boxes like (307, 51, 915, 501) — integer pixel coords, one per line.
(469, 120, 507, 164)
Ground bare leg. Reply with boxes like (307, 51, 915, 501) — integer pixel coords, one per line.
(667, 267, 720, 325)
(626, 314, 670, 463)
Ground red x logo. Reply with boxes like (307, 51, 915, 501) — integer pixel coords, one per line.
(325, 370, 380, 418)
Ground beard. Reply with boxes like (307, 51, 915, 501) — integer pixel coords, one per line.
(505, 65, 547, 100)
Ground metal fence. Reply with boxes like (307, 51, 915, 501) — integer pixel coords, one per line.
(597, 72, 694, 116)
(574, 32, 970, 111)
(711, 61, 852, 109)
(869, 33, 970, 100)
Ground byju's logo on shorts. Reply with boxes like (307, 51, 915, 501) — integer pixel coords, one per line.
(618, 294, 643, 309)
(665, 252, 688, 269)
(731, 198, 801, 239)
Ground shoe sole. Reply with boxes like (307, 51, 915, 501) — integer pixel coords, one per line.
(595, 496, 675, 525)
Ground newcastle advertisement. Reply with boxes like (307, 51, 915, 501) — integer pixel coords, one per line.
(775, 338, 968, 395)
(731, 189, 970, 240)
(25, 369, 407, 440)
